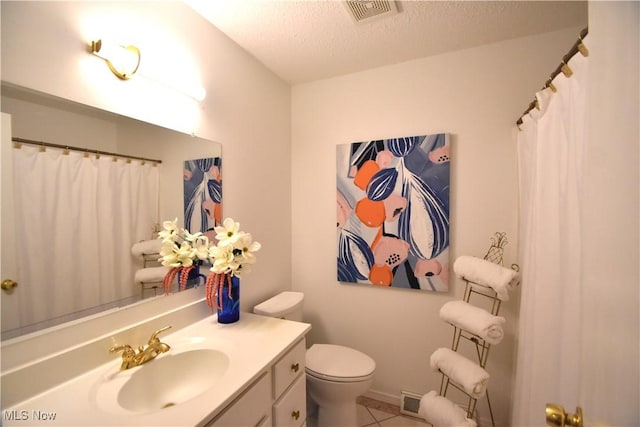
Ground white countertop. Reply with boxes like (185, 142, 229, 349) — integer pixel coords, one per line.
(2, 312, 310, 426)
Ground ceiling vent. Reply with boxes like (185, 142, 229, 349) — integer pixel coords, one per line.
(344, 0, 399, 24)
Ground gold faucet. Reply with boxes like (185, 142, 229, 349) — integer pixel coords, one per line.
(109, 325, 172, 370)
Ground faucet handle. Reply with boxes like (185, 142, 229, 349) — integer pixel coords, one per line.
(109, 344, 135, 356)
(148, 325, 172, 344)
(109, 344, 137, 370)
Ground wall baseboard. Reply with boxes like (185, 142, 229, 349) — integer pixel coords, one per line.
(363, 388, 493, 426)
(362, 388, 401, 406)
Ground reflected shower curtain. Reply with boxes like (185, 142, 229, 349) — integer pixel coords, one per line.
(12, 146, 159, 328)
(511, 45, 588, 424)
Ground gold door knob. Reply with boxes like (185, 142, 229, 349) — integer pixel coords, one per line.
(291, 410, 300, 420)
(1, 279, 17, 291)
(291, 362, 299, 373)
(546, 403, 583, 427)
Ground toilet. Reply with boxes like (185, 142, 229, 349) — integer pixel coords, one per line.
(253, 292, 376, 427)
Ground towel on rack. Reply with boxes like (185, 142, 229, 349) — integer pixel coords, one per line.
(131, 239, 162, 258)
(430, 348, 489, 398)
(418, 391, 477, 427)
(439, 300, 506, 345)
(134, 266, 169, 285)
(453, 256, 519, 301)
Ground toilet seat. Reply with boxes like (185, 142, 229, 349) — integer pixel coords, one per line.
(306, 344, 375, 383)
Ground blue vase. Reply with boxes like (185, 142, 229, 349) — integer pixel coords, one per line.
(185, 261, 205, 290)
(217, 276, 240, 324)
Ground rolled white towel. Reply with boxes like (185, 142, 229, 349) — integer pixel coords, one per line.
(134, 266, 169, 285)
(439, 300, 505, 345)
(131, 239, 162, 258)
(430, 348, 489, 398)
(419, 391, 477, 427)
(453, 256, 519, 301)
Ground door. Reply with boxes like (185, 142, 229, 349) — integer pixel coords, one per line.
(1, 112, 22, 333)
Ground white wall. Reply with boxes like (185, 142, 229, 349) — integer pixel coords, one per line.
(291, 28, 582, 424)
(0, 1, 291, 312)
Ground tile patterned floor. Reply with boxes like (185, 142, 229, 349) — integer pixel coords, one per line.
(307, 396, 428, 427)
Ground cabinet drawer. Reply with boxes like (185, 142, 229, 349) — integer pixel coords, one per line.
(208, 371, 271, 427)
(273, 338, 306, 398)
(273, 374, 306, 427)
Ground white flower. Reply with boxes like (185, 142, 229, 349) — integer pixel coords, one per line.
(160, 241, 196, 268)
(183, 229, 204, 243)
(236, 232, 261, 265)
(157, 219, 205, 268)
(158, 218, 179, 241)
(206, 223, 261, 277)
(192, 235, 211, 261)
(214, 218, 241, 247)
(209, 244, 239, 274)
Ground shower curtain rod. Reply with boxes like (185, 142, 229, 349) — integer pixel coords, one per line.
(516, 27, 589, 128)
(11, 137, 162, 164)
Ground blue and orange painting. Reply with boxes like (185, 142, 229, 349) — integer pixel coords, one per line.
(184, 157, 222, 241)
(336, 134, 450, 291)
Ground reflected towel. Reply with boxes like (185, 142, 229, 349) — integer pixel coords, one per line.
(134, 266, 168, 285)
(439, 300, 505, 345)
(419, 391, 477, 427)
(131, 239, 162, 257)
(430, 348, 489, 398)
(453, 256, 519, 301)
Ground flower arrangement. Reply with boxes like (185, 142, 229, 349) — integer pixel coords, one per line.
(158, 218, 210, 293)
(158, 217, 261, 313)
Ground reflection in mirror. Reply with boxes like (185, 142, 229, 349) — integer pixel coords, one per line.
(0, 83, 222, 340)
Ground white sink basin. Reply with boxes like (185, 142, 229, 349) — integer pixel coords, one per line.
(91, 349, 229, 415)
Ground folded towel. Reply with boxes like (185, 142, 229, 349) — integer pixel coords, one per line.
(430, 348, 489, 398)
(439, 300, 506, 345)
(134, 266, 169, 285)
(419, 391, 477, 427)
(453, 256, 519, 301)
(131, 239, 162, 257)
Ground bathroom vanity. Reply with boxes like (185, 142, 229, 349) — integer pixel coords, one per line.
(0, 298, 310, 426)
(208, 338, 307, 427)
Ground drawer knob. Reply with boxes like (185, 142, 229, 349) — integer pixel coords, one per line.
(291, 410, 300, 420)
(291, 362, 299, 373)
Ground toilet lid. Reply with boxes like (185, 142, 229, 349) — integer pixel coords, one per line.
(306, 344, 375, 380)
(253, 292, 304, 317)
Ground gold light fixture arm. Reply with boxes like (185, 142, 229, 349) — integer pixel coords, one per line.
(90, 39, 141, 80)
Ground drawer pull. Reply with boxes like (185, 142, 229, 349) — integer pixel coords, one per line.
(291, 362, 299, 373)
(291, 410, 300, 420)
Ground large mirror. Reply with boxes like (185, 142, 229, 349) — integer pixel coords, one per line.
(0, 83, 222, 340)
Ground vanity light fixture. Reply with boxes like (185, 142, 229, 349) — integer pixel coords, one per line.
(90, 39, 141, 80)
(88, 38, 206, 102)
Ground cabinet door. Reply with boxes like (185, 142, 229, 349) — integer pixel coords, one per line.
(273, 374, 306, 427)
(273, 339, 306, 398)
(208, 372, 271, 427)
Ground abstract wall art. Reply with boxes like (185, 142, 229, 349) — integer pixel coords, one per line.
(336, 134, 450, 291)
(184, 157, 222, 240)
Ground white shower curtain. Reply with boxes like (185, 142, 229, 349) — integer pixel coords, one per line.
(12, 145, 159, 328)
(511, 43, 589, 424)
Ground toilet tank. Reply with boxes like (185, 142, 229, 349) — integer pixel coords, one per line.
(253, 291, 304, 322)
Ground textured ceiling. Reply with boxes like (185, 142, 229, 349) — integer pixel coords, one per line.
(184, 0, 587, 84)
